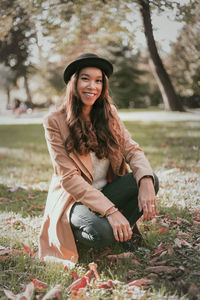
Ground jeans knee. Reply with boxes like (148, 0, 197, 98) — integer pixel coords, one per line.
(79, 220, 114, 248)
(153, 173, 159, 194)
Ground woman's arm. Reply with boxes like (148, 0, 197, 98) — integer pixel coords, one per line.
(44, 113, 114, 216)
(112, 107, 157, 220)
(138, 176, 157, 221)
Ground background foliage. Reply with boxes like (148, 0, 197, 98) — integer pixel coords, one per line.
(0, 0, 199, 109)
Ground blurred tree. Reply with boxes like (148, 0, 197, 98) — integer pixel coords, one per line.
(34, 0, 195, 111)
(126, 0, 183, 111)
(0, 64, 15, 108)
(108, 43, 150, 108)
(0, 0, 36, 104)
(167, 3, 200, 107)
(2, 0, 197, 111)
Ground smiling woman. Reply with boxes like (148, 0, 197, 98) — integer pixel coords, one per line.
(77, 67, 103, 117)
(39, 53, 159, 267)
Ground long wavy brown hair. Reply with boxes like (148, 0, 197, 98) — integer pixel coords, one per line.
(64, 69, 121, 159)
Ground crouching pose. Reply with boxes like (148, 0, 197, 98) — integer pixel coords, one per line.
(39, 53, 159, 265)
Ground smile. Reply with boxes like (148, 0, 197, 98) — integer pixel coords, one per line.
(84, 93, 96, 96)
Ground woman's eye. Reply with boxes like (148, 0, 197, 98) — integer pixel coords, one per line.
(97, 79, 102, 83)
(81, 77, 88, 80)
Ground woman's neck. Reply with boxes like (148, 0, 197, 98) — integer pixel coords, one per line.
(81, 106, 92, 121)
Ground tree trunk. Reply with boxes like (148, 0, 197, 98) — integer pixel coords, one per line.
(6, 87, 11, 109)
(24, 73, 32, 104)
(138, 0, 185, 111)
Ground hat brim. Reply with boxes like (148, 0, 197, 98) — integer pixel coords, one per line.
(63, 57, 113, 84)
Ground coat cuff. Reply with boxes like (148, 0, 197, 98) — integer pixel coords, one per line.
(134, 170, 154, 186)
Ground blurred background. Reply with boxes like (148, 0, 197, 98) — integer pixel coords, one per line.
(0, 0, 200, 115)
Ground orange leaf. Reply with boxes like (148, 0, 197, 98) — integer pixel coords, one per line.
(157, 228, 168, 234)
(70, 290, 88, 300)
(97, 280, 114, 289)
(97, 248, 112, 259)
(161, 142, 167, 147)
(33, 279, 48, 290)
(23, 243, 34, 256)
(0, 197, 9, 202)
(128, 277, 152, 288)
(70, 272, 79, 282)
(22, 244, 38, 258)
(67, 277, 87, 292)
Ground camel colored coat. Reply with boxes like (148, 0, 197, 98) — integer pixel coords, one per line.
(39, 105, 153, 265)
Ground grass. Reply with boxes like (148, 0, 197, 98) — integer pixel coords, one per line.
(0, 120, 200, 299)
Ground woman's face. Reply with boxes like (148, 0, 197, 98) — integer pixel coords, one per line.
(77, 67, 103, 110)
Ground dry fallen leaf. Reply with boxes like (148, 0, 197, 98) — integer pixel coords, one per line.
(174, 238, 182, 248)
(67, 262, 99, 292)
(39, 285, 62, 300)
(176, 217, 191, 226)
(70, 272, 79, 282)
(187, 283, 198, 300)
(23, 243, 38, 258)
(4, 282, 34, 300)
(70, 290, 88, 300)
(146, 265, 178, 274)
(107, 252, 136, 260)
(193, 220, 200, 226)
(67, 277, 88, 292)
(157, 228, 169, 234)
(0, 197, 9, 202)
(96, 248, 112, 259)
(0, 247, 23, 261)
(181, 239, 193, 248)
(128, 277, 152, 289)
(89, 262, 100, 281)
(33, 279, 48, 291)
(167, 245, 174, 255)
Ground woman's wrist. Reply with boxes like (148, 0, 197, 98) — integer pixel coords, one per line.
(106, 207, 118, 217)
(140, 175, 153, 185)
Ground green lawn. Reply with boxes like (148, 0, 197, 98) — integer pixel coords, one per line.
(0, 121, 200, 299)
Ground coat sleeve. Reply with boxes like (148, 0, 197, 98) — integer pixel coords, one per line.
(43, 113, 114, 216)
(112, 106, 154, 185)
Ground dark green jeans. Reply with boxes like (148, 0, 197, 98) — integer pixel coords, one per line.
(70, 173, 159, 247)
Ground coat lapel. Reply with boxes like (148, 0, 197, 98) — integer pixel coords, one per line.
(69, 151, 93, 182)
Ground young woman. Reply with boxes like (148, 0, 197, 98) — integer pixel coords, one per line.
(39, 53, 159, 266)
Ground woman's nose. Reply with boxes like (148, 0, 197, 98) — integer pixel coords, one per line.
(88, 80, 96, 89)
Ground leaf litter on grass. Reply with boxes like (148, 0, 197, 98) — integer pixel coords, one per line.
(0, 168, 200, 299)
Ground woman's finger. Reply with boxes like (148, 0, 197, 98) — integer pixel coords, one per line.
(113, 227, 119, 242)
(122, 226, 129, 242)
(118, 229, 124, 242)
(127, 226, 133, 240)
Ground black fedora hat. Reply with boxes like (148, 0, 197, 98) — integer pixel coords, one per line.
(63, 53, 113, 84)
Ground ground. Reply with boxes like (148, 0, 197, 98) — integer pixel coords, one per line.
(0, 109, 200, 299)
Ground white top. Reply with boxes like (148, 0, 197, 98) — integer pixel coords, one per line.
(90, 152, 110, 190)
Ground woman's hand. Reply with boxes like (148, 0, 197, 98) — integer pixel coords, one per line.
(107, 210, 132, 242)
(138, 177, 157, 221)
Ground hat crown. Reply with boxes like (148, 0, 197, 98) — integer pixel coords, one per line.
(63, 53, 113, 84)
(76, 53, 99, 60)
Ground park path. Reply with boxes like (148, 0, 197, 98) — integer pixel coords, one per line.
(0, 109, 199, 125)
